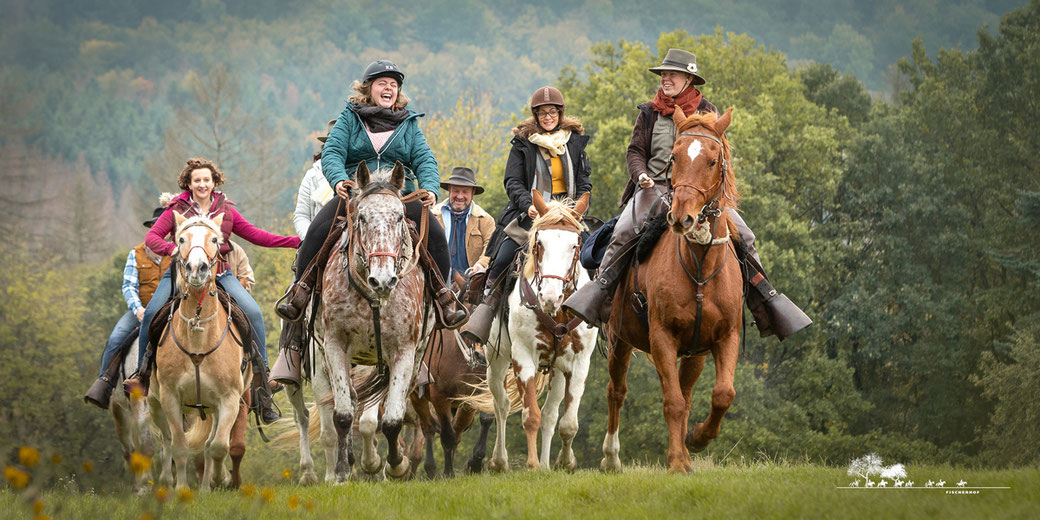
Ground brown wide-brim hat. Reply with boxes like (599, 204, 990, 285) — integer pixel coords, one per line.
(440, 166, 484, 195)
(142, 206, 165, 228)
(649, 48, 706, 85)
(316, 119, 337, 143)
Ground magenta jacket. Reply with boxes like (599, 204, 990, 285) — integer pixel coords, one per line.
(147, 191, 300, 273)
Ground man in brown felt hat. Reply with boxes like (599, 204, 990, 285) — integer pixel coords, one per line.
(432, 166, 495, 280)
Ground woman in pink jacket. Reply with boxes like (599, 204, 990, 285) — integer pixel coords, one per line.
(125, 158, 300, 424)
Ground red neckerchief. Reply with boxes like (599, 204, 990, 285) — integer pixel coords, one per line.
(652, 85, 702, 116)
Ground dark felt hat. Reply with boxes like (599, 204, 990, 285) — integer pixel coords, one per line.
(316, 119, 337, 143)
(143, 206, 164, 228)
(440, 166, 484, 195)
(649, 48, 706, 85)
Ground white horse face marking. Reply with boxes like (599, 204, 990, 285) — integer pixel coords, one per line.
(535, 228, 579, 313)
(176, 219, 221, 288)
(686, 139, 702, 164)
(356, 193, 405, 297)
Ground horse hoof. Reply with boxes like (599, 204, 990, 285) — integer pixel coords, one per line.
(299, 471, 319, 486)
(599, 457, 622, 473)
(385, 459, 411, 480)
(466, 460, 484, 474)
(488, 458, 508, 473)
(686, 424, 711, 453)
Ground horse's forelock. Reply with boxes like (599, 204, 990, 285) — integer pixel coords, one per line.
(176, 215, 223, 243)
(522, 199, 585, 278)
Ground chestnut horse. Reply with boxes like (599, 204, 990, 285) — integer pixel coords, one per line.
(601, 108, 743, 474)
(148, 213, 252, 490)
(319, 162, 432, 482)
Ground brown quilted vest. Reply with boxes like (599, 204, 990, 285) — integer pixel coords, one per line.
(133, 243, 172, 307)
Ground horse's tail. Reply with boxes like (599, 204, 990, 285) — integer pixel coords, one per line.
(454, 370, 547, 415)
(183, 414, 213, 451)
(270, 404, 324, 450)
(352, 365, 390, 410)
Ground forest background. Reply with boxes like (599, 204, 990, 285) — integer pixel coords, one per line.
(1, 0, 1037, 488)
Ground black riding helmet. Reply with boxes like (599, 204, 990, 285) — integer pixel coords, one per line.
(363, 59, 404, 86)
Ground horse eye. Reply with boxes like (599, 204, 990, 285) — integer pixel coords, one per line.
(709, 159, 717, 167)
(178, 237, 185, 244)
(211, 237, 218, 244)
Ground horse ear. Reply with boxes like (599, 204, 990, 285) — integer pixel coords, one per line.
(531, 189, 549, 216)
(390, 161, 406, 191)
(174, 210, 186, 228)
(714, 108, 733, 135)
(571, 192, 590, 218)
(355, 161, 371, 188)
(672, 106, 687, 127)
(210, 212, 224, 229)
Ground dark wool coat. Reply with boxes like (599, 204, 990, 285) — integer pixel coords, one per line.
(497, 116, 592, 231)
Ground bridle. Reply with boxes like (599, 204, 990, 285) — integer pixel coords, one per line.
(670, 130, 731, 226)
(520, 222, 585, 374)
(529, 224, 582, 293)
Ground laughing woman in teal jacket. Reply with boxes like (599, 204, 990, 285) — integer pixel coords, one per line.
(271, 59, 465, 386)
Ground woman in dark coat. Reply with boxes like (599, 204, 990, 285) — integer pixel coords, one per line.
(461, 86, 592, 343)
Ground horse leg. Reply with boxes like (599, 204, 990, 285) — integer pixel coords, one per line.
(451, 406, 476, 475)
(467, 411, 494, 473)
(312, 367, 339, 483)
(679, 356, 707, 454)
(158, 391, 191, 488)
(648, 334, 691, 474)
(486, 351, 511, 472)
(518, 367, 543, 470)
(357, 401, 382, 476)
(690, 336, 738, 452)
(381, 353, 415, 480)
(538, 368, 567, 469)
(557, 355, 591, 473)
(322, 338, 356, 483)
(110, 396, 136, 491)
(433, 398, 457, 478)
(601, 340, 633, 472)
(227, 393, 248, 488)
(287, 382, 318, 485)
(411, 393, 437, 478)
(148, 395, 175, 487)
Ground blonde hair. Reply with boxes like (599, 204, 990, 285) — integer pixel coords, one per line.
(522, 198, 587, 279)
(347, 79, 411, 109)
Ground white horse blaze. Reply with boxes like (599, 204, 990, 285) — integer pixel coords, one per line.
(686, 140, 703, 163)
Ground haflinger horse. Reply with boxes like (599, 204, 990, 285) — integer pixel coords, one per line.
(319, 161, 433, 482)
(148, 212, 252, 490)
(478, 191, 598, 471)
(601, 107, 743, 474)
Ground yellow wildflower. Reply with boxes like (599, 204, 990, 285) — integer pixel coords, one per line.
(82, 461, 94, 473)
(19, 446, 40, 467)
(32, 516, 50, 520)
(4, 466, 29, 488)
(281, 468, 291, 479)
(154, 486, 170, 503)
(140, 514, 153, 520)
(240, 483, 256, 497)
(130, 452, 151, 475)
(130, 387, 144, 401)
(176, 487, 193, 504)
(287, 494, 300, 510)
(50, 454, 62, 465)
(260, 487, 274, 504)
(33, 499, 44, 514)
(305, 500, 315, 511)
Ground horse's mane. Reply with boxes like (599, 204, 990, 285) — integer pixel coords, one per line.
(176, 215, 224, 243)
(675, 111, 739, 208)
(522, 199, 586, 279)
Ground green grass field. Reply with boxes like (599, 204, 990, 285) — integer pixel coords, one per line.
(3, 462, 1037, 519)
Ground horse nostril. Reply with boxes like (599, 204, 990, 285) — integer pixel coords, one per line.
(682, 215, 694, 229)
(368, 276, 380, 288)
(388, 276, 399, 288)
(667, 212, 676, 226)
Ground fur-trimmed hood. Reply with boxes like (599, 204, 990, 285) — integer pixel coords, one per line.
(512, 116, 584, 140)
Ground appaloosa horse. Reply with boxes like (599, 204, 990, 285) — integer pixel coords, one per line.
(601, 108, 743, 474)
(475, 192, 598, 471)
(319, 162, 433, 481)
(148, 213, 252, 490)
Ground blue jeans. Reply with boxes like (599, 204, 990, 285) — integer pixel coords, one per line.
(99, 310, 139, 378)
(137, 270, 269, 368)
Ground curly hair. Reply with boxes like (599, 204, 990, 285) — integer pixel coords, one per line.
(177, 158, 226, 191)
(347, 79, 410, 109)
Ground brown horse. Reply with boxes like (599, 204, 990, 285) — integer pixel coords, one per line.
(148, 212, 253, 490)
(601, 108, 743, 474)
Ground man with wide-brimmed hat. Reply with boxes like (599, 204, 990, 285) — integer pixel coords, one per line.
(564, 48, 811, 340)
(84, 198, 174, 409)
(432, 166, 494, 279)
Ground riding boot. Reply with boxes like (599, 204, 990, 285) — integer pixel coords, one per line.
(729, 233, 813, 341)
(562, 263, 623, 328)
(460, 272, 507, 344)
(250, 353, 281, 425)
(270, 320, 305, 387)
(417, 243, 468, 329)
(85, 332, 137, 409)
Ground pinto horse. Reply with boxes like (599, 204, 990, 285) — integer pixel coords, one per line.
(601, 108, 743, 474)
(319, 162, 433, 481)
(148, 213, 252, 490)
(475, 191, 598, 471)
